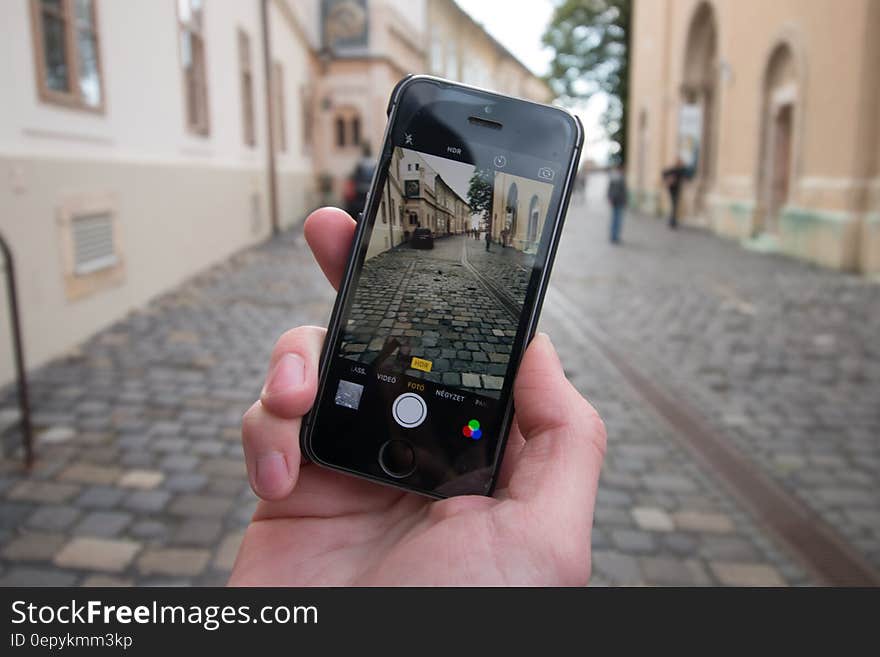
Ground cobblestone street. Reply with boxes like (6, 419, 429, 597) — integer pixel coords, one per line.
(0, 177, 877, 586)
(342, 234, 528, 397)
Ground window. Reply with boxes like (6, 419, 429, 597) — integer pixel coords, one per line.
(407, 163, 411, 171)
(178, 0, 209, 135)
(415, 163, 419, 171)
(300, 85, 313, 154)
(30, 0, 104, 111)
(351, 116, 360, 146)
(333, 107, 361, 150)
(238, 29, 255, 147)
(272, 60, 287, 152)
(335, 117, 346, 148)
(380, 201, 387, 223)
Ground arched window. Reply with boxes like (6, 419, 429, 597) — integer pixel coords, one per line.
(756, 42, 798, 235)
(333, 106, 361, 150)
(335, 116, 346, 148)
(681, 2, 719, 216)
(351, 116, 361, 146)
(527, 194, 541, 245)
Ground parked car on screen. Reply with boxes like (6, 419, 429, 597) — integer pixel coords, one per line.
(410, 228, 434, 249)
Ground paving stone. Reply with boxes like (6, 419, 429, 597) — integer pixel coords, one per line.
(137, 548, 211, 576)
(129, 520, 169, 540)
(0, 502, 36, 529)
(122, 489, 171, 513)
(640, 557, 712, 586)
(58, 463, 122, 485)
(54, 537, 141, 572)
(118, 469, 164, 489)
(73, 511, 133, 537)
(172, 518, 223, 546)
(610, 529, 656, 554)
(641, 474, 698, 494)
(591, 550, 641, 585)
(213, 530, 245, 571)
(199, 458, 246, 478)
(632, 507, 675, 532)
(81, 574, 134, 587)
(0, 567, 78, 587)
(38, 426, 76, 444)
(168, 494, 234, 518)
(2, 532, 67, 561)
(158, 454, 200, 472)
(7, 480, 80, 504)
(673, 510, 735, 534)
(75, 485, 125, 509)
(26, 505, 81, 531)
(710, 561, 786, 587)
(700, 536, 761, 562)
(164, 472, 208, 493)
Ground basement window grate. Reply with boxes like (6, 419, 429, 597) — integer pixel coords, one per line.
(72, 212, 118, 275)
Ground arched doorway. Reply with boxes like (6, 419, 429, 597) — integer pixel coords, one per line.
(680, 2, 718, 219)
(756, 43, 798, 235)
(527, 194, 541, 248)
(504, 182, 518, 247)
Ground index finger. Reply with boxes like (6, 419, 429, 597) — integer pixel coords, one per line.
(304, 207, 357, 290)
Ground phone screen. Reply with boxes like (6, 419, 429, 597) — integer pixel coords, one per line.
(306, 79, 579, 497)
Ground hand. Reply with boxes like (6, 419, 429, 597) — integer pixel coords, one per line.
(228, 208, 607, 586)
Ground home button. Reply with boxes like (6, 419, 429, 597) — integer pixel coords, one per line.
(378, 440, 416, 478)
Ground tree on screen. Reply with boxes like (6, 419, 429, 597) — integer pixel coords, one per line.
(467, 169, 493, 232)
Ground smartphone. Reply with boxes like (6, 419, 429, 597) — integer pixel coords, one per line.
(301, 75, 583, 498)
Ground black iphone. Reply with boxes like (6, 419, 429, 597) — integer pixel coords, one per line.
(301, 75, 583, 498)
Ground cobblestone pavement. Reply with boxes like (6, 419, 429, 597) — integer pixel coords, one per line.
(342, 235, 524, 397)
(543, 175, 879, 582)
(0, 179, 875, 585)
(0, 238, 334, 586)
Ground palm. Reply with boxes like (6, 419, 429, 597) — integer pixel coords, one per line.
(229, 209, 605, 587)
(231, 424, 590, 586)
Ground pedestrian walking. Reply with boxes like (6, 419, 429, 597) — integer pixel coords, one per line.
(484, 230, 491, 252)
(662, 158, 690, 229)
(607, 164, 627, 244)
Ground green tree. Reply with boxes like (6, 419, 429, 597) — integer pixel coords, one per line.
(467, 169, 493, 230)
(542, 0, 632, 163)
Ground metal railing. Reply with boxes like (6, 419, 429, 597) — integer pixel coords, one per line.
(0, 231, 34, 468)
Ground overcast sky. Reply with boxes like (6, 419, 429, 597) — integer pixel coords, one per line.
(419, 151, 474, 202)
(454, 0, 612, 163)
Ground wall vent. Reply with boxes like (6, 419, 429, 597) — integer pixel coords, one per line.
(72, 212, 117, 275)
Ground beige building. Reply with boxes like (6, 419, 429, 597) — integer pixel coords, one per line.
(628, 0, 880, 273)
(0, 0, 314, 386)
(0, 0, 550, 387)
(490, 171, 551, 254)
(312, 0, 552, 199)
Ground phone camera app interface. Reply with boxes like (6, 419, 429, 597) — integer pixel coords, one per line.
(318, 144, 556, 495)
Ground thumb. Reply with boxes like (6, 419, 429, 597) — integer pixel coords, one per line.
(507, 333, 606, 508)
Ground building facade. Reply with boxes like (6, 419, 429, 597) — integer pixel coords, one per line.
(0, 0, 550, 386)
(0, 0, 315, 386)
(490, 172, 549, 254)
(628, 0, 880, 274)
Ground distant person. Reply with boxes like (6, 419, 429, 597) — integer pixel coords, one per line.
(662, 158, 690, 229)
(607, 164, 627, 244)
(485, 230, 491, 252)
(343, 142, 376, 220)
